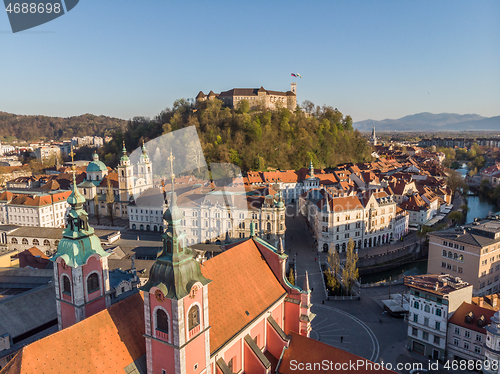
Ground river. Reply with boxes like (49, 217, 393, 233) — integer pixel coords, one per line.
(457, 164, 499, 223)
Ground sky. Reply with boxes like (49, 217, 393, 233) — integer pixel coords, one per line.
(1, 1, 499, 123)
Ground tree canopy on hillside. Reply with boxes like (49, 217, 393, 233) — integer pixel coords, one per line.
(100, 99, 373, 172)
(0, 112, 128, 141)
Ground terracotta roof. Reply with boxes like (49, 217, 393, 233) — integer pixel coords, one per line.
(200, 238, 286, 354)
(22, 246, 49, 259)
(328, 196, 363, 212)
(448, 302, 495, 334)
(278, 331, 396, 374)
(0, 292, 145, 374)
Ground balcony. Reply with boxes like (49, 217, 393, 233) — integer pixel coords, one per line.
(189, 324, 201, 338)
(156, 329, 169, 342)
(62, 292, 71, 302)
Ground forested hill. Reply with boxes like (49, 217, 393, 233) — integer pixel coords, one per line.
(0, 112, 128, 141)
(99, 98, 373, 172)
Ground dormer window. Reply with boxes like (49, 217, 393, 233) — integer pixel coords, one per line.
(465, 311, 474, 324)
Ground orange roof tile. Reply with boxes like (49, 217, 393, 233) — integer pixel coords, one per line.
(328, 196, 363, 212)
(279, 332, 396, 374)
(0, 293, 145, 374)
(200, 238, 286, 354)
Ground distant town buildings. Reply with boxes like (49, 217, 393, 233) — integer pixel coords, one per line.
(196, 84, 297, 111)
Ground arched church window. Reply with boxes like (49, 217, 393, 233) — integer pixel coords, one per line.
(43, 239, 50, 246)
(156, 309, 169, 334)
(22, 238, 28, 245)
(87, 273, 100, 294)
(62, 275, 71, 295)
(11, 238, 17, 244)
(188, 305, 200, 331)
(33, 239, 39, 246)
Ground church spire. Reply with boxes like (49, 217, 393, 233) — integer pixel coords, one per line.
(141, 148, 210, 299)
(309, 159, 314, 178)
(303, 271, 310, 292)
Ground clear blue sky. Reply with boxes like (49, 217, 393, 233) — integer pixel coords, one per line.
(1, 0, 499, 122)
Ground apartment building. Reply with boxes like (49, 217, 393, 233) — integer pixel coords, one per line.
(405, 274, 473, 360)
(427, 218, 500, 296)
(0, 190, 71, 228)
(127, 185, 286, 248)
(446, 301, 495, 363)
(300, 188, 397, 252)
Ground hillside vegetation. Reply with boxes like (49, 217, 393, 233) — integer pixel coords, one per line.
(0, 112, 128, 141)
(100, 99, 373, 172)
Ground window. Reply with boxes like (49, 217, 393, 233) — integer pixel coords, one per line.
(188, 305, 200, 330)
(62, 275, 71, 295)
(412, 327, 418, 336)
(436, 309, 442, 317)
(422, 332, 429, 341)
(413, 314, 418, 323)
(434, 336, 440, 344)
(465, 331, 471, 338)
(464, 341, 469, 350)
(413, 301, 419, 309)
(476, 335, 482, 342)
(424, 317, 429, 326)
(475, 346, 481, 354)
(87, 273, 100, 293)
(43, 239, 50, 246)
(424, 304, 430, 313)
(33, 239, 39, 245)
(156, 309, 169, 334)
(435, 321, 441, 331)
(453, 338, 459, 346)
(11, 238, 17, 244)
(22, 238, 28, 244)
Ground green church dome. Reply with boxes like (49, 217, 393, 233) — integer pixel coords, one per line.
(86, 160, 107, 173)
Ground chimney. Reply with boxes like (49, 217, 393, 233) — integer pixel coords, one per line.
(478, 297, 484, 307)
(493, 294, 498, 308)
(434, 282, 439, 291)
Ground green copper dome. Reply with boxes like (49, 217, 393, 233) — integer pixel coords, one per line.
(86, 160, 107, 173)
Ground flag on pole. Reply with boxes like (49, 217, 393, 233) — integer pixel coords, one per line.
(291, 73, 297, 77)
(296, 73, 302, 78)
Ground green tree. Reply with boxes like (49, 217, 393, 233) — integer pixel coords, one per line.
(448, 211, 463, 225)
(237, 99, 250, 114)
(342, 239, 358, 295)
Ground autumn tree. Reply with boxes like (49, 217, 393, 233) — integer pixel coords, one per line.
(325, 247, 340, 293)
(106, 178, 115, 225)
(342, 239, 358, 295)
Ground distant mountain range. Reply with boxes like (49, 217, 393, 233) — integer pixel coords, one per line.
(353, 112, 500, 132)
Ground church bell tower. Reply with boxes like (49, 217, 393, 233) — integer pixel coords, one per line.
(51, 150, 111, 330)
(141, 150, 212, 374)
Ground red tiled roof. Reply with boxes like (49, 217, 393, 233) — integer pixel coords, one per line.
(0, 293, 145, 374)
(278, 332, 396, 374)
(448, 302, 495, 335)
(200, 238, 286, 354)
(328, 196, 363, 212)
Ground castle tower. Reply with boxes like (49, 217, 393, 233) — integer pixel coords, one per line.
(291, 82, 297, 95)
(137, 142, 153, 189)
(51, 152, 111, 330)
(141, 150, 212, 374)
(118, 142, 134, 201)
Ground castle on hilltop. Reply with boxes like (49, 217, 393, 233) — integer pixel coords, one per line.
(196, 83, 297, 111)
